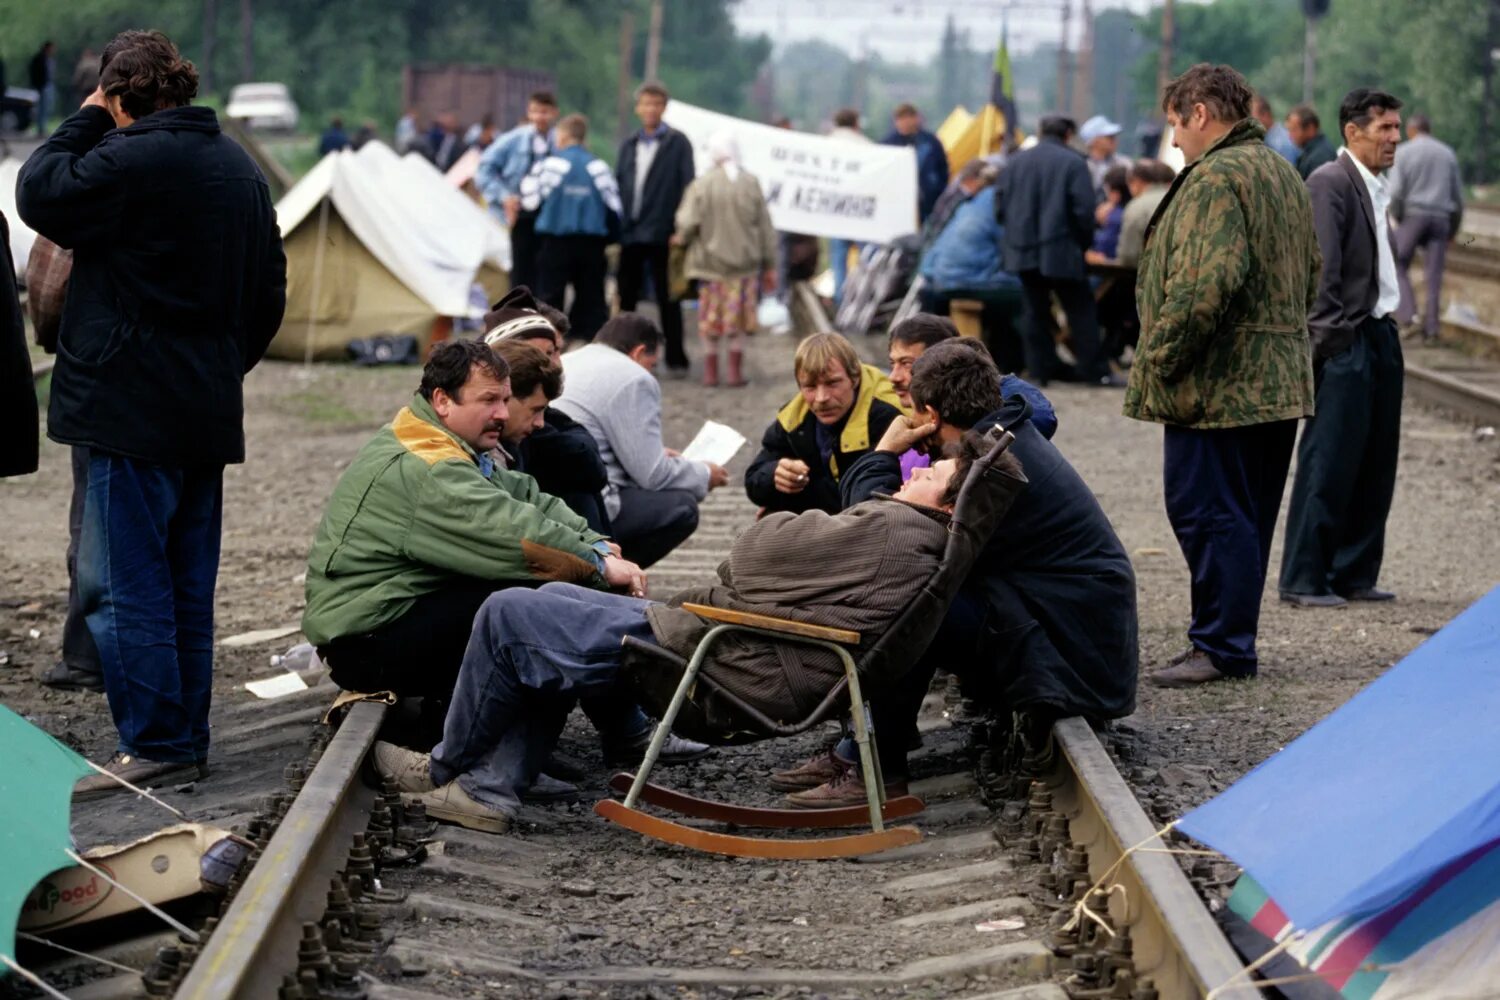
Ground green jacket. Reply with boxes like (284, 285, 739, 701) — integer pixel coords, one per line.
(302, 395, 607, 646)
(1125, 119, 1320, 429)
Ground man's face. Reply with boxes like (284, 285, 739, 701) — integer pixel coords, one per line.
(502, 385, 549, 446)
(1346, 107, 1402, 172)
(894, 111, 919, 137)
(800, 360, 858, 425)
(893, 457, 958, 511)
(888, 339, 926, 409)
(1088, 135, 1118, 159)
(528, 101, 558, 133)
(1127, 175, 1148, 198)
(1285, 114, 1312, 147)
(636, 93, 667, 130)
(432, 365, 512, 453)
(1168, 105, 1212, 163)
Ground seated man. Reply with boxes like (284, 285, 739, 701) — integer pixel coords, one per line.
(777, 340, 1139, 806)
(372, 437, 988, 832)
(745, 332, 903, 515)
(917, 161, 1023, 337)
(553, 315, 729, 568)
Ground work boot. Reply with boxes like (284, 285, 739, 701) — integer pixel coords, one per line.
(40, 661, 105, 693)
(726, 348, 747, 388)
(523, 772, 579, 803)
(768, 749, 846, 791)
(372, 741, 435, 793)
(1279, 591, 1348, 609)
(73, 752, 200, 802)
(405, 780, 513, 834)
(702, 350, 720, 388)
(603, 728, 712, 768)
(1340, 587, 1396, 602)
(785, 760, 908, 809)
(1146, 651, 1239, 689)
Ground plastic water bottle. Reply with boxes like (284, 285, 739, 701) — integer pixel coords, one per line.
(269, 642, 319, 674)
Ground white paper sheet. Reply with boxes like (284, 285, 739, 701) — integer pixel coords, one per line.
(681, 420, 747, 467)
(219, 624, 302, 648)
(244, 671, 309, 699)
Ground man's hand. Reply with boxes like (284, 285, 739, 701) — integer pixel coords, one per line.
(502, 195, 521, 227)
(603, 555, 648, 598)
(664, 446, 681, 458)
(706, 462, 730, 489)
(83, 86, 107, 111)
(605, 541, 623, 558)
(669, 233, 686, 247)
(773, 457, 811, 494)
(875, 413, 938, 455)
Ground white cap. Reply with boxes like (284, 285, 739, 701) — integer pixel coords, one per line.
(1079, 115, 1123, 143)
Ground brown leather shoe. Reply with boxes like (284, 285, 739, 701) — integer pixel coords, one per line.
(73, 752, 199, 802)
(769, 749, 845, 791)
(1146, 651, 1236, 689)
(785, 762, 908, 809)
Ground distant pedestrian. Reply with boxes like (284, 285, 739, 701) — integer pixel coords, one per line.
(1253, 94, 1297, 163)
(1280, 89, 1406, 609)
(394, 107, 421, 154)
(826, 108, 872, 304)
(351, 120, 377, 150)
(1389, 113, 1464, 341)
(1127, 64, 1319, 688)
(1286, 104, 1336, 179)
(521, 113, 620, 343)
(476, 90, 558, 292)
(881, 103, 949, 224)
(71, 47, 101, 106)
(616, 81, 696, 377)
(994, 114, 1117, 386)
(1115, 159, 1176, 268)
(318, 116, 351, 156)
(18, 30, 287, 794)
(1080, 115, 1130, 201)
(673, 131, 777, 388)
(29, 41, 57, 136)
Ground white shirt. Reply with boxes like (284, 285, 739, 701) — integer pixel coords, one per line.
(1341, 148, 1401, 319)
(633, 133, 662, 221)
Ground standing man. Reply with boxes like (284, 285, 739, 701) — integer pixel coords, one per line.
(1280, 90, 1405, 609)
(1389, 113, 1464, 342)
(616, 81, 696, 378)
(29, 41, 57, 136)
(477, 90, 558, 293)
(994, 115, 1116, 387)
(18, 31, 286, 790)
(1080, 115, 1130, 200)
(1253, 94, 1297, 163)
(881, 103, 949, 225)
(826, 108, 872, 304)
(1286, 104, 1336, 180)
(1125, 64, 1320, 688)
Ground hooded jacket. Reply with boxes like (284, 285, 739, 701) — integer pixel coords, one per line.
(17, 105, 286, 467)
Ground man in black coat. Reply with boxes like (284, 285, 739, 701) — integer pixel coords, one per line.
(615, 81, 695, 376)
(0, 212, 38, 479)
(994, 115, 1117, 387)
(1280, 89, 1405, 608)
(18, 31, 286, 796)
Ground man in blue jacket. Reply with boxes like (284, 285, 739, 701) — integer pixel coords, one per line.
(18, 31, 286, 796)
(882, 103, 950, 225)
(476, 90, 558, 292)
(521, 114, 621, 343)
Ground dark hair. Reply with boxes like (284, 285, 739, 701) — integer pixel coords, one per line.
(100, 30, 153, 72)
(535, 300, 571, 337)
(492, 341, 562, 401)
(893, 103, 919, 119)
(1289, 103, 1320, 130)
(596, 314, 661, 355)
(1408, 113, 1431, 135)
(833, 108, 860, 128)
(1339, 88, 1402, 136)
(1161, 63, 1253, 125)
(1252, 94, 1273, 117)
(956, 158, 997, 185)
(98, 30, 198, 119)
(418, 340, 510, 402)
(1128, 158, 1176, 185)
(330, 116, 344, 129)
(529, 90, 557, 108)
(889, 313, 958, 350)
(1039, 115, 1076, 141)
(557, 113, 587, 142)
(636, 80, 670, 102)
(1102, 164, 1131, 202)
(909, 341, 1003, 429)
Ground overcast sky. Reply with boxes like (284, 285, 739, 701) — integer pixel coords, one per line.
(731, 0, 1161, 61)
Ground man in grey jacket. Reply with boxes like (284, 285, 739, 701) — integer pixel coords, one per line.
(553, 315, 729, 567)
(1389, 114, 1464, 342)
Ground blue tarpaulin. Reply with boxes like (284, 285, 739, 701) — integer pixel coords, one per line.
(1178, 584, 1500, 930)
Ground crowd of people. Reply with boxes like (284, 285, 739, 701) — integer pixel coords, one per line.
(0, 26, 1471, 836)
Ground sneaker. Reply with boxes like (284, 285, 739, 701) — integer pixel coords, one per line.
(73, 752, 200, 802)
(407, 780, 513, 834)
(40, 661, 105, 693)
(603, 729, 712, 768)
(785, 762, 909, 809)
(524, 772, 579, 804)
(372, 741, 436, 793)
(768, 749, 845, 791)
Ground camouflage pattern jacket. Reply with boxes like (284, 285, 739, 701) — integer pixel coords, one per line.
(1125, 118, 1320, 428)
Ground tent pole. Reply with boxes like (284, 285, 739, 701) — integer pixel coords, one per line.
(79, 758, 189, 820)
(303, 194, 332, 369)
(0, 955, 73, 1000)
(16, 933, 142, 975)
(64, 849, 200, 943)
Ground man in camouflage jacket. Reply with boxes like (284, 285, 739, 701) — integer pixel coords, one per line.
(1125, 64, 1320, 687)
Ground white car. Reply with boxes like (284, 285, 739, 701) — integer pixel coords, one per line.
(225, 82, 299, 133)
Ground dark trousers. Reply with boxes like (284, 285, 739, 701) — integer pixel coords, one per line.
(509, 213, 540, 293)
(63, 446, 101, 673)
(618, 242, 688, 370)
(611, 487, 700, 570)
(919, 285, 1028, 375)
(1163, 420, 1297, 678)
(1279, 318, 1403, 598)
(535, 234, 608, 342)
(78, 452, 223, 762)
(1017, 270, 1106, 383)
(1393, 214, 1450, 337)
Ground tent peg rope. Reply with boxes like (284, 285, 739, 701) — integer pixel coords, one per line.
(64, 849, 199, 943)
(0, 954, 73, 1000)
(17, 932, 142, 975)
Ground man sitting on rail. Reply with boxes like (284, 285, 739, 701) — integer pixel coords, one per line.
(774, 340, 1139, 807)
(371, 434, 996, 833)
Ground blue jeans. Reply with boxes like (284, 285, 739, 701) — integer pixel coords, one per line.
(830, 239, 853, 305)
(430, 583, 655, 813)
(78, 452, 224, 762)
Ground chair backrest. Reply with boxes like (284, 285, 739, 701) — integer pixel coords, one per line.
(855, 425, 1026, 689)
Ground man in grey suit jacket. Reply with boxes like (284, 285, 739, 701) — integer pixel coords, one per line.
(1280, 88, 1405, 609)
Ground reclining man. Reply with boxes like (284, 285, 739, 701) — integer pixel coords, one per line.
(373, 434, 993, 832)
(303, 340, 707, 769)
(774, 340, 1139, 806)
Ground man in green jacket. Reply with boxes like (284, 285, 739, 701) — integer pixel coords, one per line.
(1125, 64, 1321, 688)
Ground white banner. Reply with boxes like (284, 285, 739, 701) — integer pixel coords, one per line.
(662, 101, 919, 245)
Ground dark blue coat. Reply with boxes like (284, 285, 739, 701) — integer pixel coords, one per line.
(515, 407, 612, 536)
(840, 394, 1138, 721)
(994, 135, 1096, 281)
(18, 106, 286, 467)
(882, 127, 950, 223)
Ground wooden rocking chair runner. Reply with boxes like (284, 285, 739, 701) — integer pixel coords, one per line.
(596, 425, 1028, 859)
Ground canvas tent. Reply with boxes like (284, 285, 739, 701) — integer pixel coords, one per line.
(269, 141, 511, 361)
(0, 159, 36, 280)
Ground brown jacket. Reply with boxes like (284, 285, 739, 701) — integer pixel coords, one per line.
(646, 496, 948, 721)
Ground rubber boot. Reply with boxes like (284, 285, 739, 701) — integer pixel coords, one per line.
(701, 347, 720, 387)
(726, 347, 747, 387)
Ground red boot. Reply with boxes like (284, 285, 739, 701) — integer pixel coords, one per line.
(702, 349, 720, 387)
(726, 348, 747, 387)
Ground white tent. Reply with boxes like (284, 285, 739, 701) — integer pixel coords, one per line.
(0, 159, 37, 280)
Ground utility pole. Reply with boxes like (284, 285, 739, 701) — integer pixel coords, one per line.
(644, 0, 664, 82)
(201, 0, 216, 93)
(239, 0, 253, 82)
(1157, 0, 1174, 100)
(616, 7, 636, 143)
(1056, 0, 1071, 114)
(1480, 0, 1499, 182)
(1074, 0, 1094, 123)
